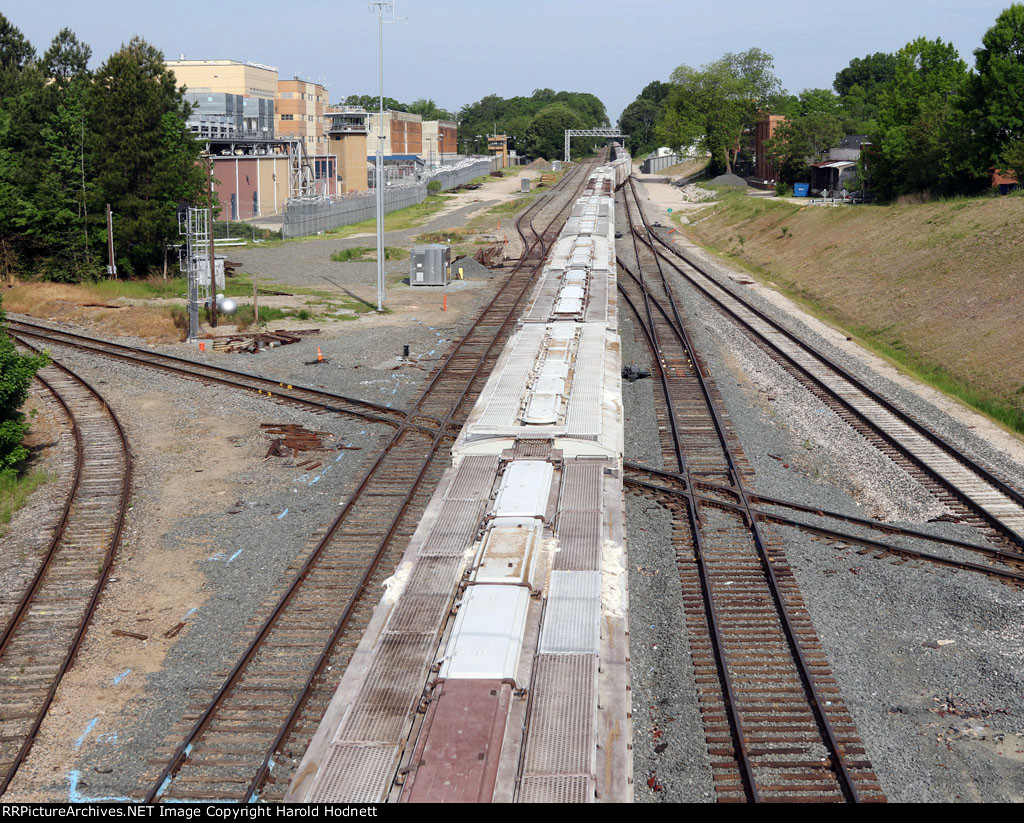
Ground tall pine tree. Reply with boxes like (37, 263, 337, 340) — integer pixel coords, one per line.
(88, 37, 204, 276)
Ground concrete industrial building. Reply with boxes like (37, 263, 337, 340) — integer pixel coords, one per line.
(326, 107, 370, 193)
(422, 119, 458, 167)
(277, 77, 329, 155)
(167, 58, 278, 101)
(367, 109, 423, 156)
(167, 57, 341, 218)
(183, 92, 275, 140)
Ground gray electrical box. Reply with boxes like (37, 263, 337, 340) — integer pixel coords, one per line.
(410, 244, 451, 286)
(521, 178, 531, 193)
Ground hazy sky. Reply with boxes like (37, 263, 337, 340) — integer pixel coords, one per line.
(10, 0, 1016, 122)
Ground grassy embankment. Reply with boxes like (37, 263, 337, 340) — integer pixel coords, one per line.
(2, 270, 380, 338)
(679, 189, 1024, 433)
(0, 469, 50, 534)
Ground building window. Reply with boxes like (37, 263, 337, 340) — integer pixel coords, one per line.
(281, 114, 294, 121)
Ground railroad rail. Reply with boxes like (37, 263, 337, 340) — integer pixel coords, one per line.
(141, 154, 604, 803)
(6, 321, 435, 435)
(622, 463, 1024, 587)
(628, 178, 1024, 551)
(0, 346, 132, 796)
(617, 180, 884, 802)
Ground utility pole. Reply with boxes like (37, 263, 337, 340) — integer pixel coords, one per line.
(369, 1, 403, 312)
(106, 204, 117, 279)
(206, 155, 218, 328)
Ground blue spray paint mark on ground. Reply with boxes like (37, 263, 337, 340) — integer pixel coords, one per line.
(226, 549, 243, 564)
(182, 607, 197, 620)
(112, 669, 131, 685)
(96, 731, 118, 744)
(75, 717, 99, 749)
(68, 771, 131, 803)
(277, 509, 289, 520)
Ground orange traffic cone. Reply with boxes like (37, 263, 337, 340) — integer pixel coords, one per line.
(317, 347, 324, 363)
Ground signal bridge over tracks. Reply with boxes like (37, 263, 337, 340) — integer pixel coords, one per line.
(564, 128, 624, 162)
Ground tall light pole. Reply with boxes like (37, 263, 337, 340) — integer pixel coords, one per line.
(369, 1, 400, 313)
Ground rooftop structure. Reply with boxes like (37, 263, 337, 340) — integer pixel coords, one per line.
(167, 58, 278, 100)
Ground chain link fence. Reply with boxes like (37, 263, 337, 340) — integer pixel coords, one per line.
(281, 158, 493, 238)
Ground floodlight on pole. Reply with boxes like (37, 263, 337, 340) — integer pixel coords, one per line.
(369, 1, 404, 313)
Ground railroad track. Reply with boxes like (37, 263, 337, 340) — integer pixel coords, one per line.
(627, 179, 1024, 551)
(141, 154, 603, 803)
(6, 320, 438, 435)
(0, 347, 131, 796)
(622, 463, 1024, 587)
(616, 182, 884, 802)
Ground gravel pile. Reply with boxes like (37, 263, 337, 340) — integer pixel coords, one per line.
(709, 174, 747, 188)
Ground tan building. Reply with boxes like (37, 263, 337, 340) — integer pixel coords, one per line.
(327, 107, 370, 193)
(488, 134, 509, 168)
(277, 77, 328, 156)
(422, 119, 458, 166)
(166, 58, 278, 100)
(367, 110, 423, 156)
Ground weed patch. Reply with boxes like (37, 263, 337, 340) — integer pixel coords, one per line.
(0, 469, 51, 531)
(684, 190, 1024, 434)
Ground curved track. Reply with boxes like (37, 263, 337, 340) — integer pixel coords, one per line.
(142, 155, 603, 803)
(0, 347, 131, 796)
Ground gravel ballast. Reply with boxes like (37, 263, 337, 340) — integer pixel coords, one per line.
(622, 180, 1024, 802)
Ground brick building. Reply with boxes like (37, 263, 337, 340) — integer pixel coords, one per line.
(754, 115, 787, 182)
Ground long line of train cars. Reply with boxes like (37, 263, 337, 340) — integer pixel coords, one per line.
(287, 147, 633, 804)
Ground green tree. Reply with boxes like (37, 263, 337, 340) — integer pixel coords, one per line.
(405, 98, 454, 121)
(1004, 138, 1024, 176)
(343, 93, 404, 111)
(959, 4, 1024, 184)
(659, 48, 783, 174)
(0, 12, 35, 97)
(619, 98, 661, 155)
(833, 52, 897, 135)
(638, 80, 670, 105)
(89, 37, 205, 276)
(764, 111, 844, 183)
(19, 30, 95, 280)
(0, 298, 48, 476)
(871, 37, 967, 198)
(523, 103, 585, 160)
(457, 90, 607, 154)
(834, 52, 898, 97)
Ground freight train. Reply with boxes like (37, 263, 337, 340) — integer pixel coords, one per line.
(289, 146, 633, 804)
